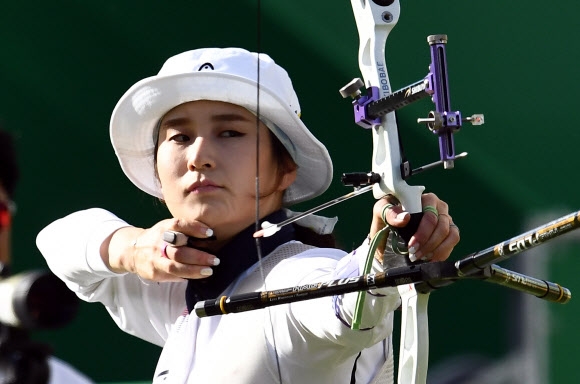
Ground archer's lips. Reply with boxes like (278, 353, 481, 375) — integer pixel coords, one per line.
(187, 180, 223, 194)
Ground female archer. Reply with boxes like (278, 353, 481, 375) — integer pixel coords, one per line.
(36, 47, 459, 383)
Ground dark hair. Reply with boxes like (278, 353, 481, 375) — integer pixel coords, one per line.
(0, 130, 19, 198)
(270, 134, 336, 248)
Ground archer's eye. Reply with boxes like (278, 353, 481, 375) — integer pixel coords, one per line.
(169, 133, 190, 143)
(220, 130, 244, 138)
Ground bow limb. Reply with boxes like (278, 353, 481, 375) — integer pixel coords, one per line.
(349, 1, 428, 383)
(396, 285, 429, 384)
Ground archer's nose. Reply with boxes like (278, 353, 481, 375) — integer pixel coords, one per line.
(187, 137, 216, 170)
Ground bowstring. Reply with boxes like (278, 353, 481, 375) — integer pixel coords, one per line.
(254, 0, 283, 382)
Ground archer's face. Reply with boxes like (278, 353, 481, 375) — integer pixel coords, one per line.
(156, 100, 296, 245)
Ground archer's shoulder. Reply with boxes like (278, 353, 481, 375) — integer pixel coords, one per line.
(275, 241, 346, 263)
(263, 242, 347, 284)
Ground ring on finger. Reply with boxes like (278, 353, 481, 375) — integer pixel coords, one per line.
(161, 243, 169, 258)
(422, 205, 439, 218)
(439, 213, 452, 222)
(381, 203, 397, 223)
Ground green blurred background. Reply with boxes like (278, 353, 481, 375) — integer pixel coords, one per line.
(1, 1, 578, 383)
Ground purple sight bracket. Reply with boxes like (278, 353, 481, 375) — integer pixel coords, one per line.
(425, 34, 461, 169)
(340, 33, 484, 178)
(352, 85, 381, 128)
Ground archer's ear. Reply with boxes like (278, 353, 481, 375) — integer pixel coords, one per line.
(277, 168, 297, 192)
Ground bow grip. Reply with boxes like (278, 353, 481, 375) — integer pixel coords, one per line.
(391, 211, 423, 247)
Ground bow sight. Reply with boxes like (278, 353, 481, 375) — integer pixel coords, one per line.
(340, 34, 484, 183)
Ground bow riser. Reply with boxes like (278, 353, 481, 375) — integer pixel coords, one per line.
(350, 1, 429, 383)
(351, 0, 424, 212)
(351, 0, 399, 91)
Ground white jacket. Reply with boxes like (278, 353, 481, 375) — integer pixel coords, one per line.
(37, 208, 400, 383)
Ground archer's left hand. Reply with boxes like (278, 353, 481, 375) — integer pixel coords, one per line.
(370, 192, 459, 263)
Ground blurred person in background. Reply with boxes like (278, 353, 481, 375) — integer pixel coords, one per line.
(0, 129, 94, 384)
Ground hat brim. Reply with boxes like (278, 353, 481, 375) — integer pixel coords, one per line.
(110, 72, 333, 205)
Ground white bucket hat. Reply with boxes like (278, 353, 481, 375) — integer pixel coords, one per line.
(110, 47, 333, 206)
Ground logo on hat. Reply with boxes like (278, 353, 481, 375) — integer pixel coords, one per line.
(198, 63, 214, 71)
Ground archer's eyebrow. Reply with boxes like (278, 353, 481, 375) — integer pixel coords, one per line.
(210, 113, 253, 123)
(161, 113, 254, 128)
(161, 117, 189, 128)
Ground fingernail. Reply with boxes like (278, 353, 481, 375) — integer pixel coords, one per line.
(212, 257, 221, 266)
(409, 253, 418, 262)
(205, 228, 214, 237)
(200, 268, 213, 276)
(422, 253, 433, 261)
(408, 243, 420, 255)
(396, 212, 410, 220)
